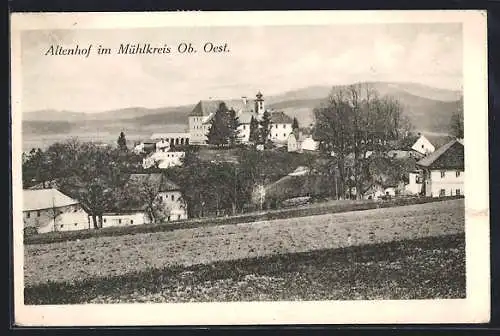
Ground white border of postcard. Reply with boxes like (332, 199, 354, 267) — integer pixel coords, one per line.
(10, 10, 489, 326)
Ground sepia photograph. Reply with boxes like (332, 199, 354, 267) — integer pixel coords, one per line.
(10, 11, 489, 326)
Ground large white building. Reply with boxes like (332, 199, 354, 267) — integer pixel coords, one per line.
(23, 189, 90, 234)
(188, 92, 294, 145)
(416, 139, 464, 197)
(102, 173, 187, 227)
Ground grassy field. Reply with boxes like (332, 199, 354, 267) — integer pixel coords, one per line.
(24, 199, 464, 289)
(25, 233, 465, 304)
(25, 195, 464, 245)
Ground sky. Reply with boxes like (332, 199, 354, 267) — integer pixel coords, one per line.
(21, 23, 463, 113)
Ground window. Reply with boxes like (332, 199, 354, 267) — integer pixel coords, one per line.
(118, 219, 122, 224)
(37, 211, 41, 217)
(171, 194, 174, 201)
(243, 125, 246, 130)
(60, 224, 64, 229)
(440, 171, 446, 178)
(26, 212, 30, 218)
(130, 220, 134, 225)
(283, 125, 286, 129)
(456, 171, 461, 177)
(159, 196, 163, 202)
(456, 189, 461, 196)
(439, 189, 446, 197)
(168, 216, 171, 221)
(103, 218, 107, 223)
(283, 133, 286, 138)
(74, 223, 78, 226)
(178, 215, 181, 220)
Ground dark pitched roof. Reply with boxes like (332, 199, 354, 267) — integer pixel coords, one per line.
(238, 112, 255, 124)
(416, 140, 464, 170)
(424, 134, 455, 149)
(271, 111, 293, 124)
(189, 100, 225, 117)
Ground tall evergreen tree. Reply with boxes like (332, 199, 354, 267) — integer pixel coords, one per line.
(292, 117, 300, 131)
(249, 116, 260, 144)
(206, 102, 231, 147)
(117, 132, 128, 151)
(258, 110, 272, 146)
(227, 108, 241, 147)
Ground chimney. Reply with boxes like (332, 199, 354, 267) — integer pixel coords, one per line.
(242, 96, 247, 105)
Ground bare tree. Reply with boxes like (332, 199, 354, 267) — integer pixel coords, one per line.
(314, 83, 410, 199)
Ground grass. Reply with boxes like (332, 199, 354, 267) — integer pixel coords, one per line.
(24, 195, 464, 245)
(24, 199, 464, 287)
(25, 233, 465, 304)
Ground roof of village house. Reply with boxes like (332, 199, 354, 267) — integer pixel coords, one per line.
(416, 139, 464, 170)
(422, 134, 455, 149)
(189, 100, 225, 117)
(271, 111, 293, 124)
(23, 188, 80, 211)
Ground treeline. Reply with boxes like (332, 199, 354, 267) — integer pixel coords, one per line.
(164, 147, 319, 218)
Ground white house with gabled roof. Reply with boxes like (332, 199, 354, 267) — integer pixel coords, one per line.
(23, 189, 90, 234)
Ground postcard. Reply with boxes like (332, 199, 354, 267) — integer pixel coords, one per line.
(10, 10, 489, 326)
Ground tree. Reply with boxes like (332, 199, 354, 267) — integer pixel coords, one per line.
(292, 117, 300, 131)
(206, 102, 231, 147)
(258, 110, 272, 146)
(117, 132, 128, 151)
(248, 116, 260, 144)
(313, 83, 409, 199)
(450, 97, 464, 139)
(227, 108, 241, 147)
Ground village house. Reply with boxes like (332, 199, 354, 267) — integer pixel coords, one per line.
(416, 139, 464, 197)
(101, 173, 187, 228)
(411, 134, 436, 155)
(142, 150, 185, 169)
(288, 131, 319, 153)
(405, 170, 424, 195)
(23, 188, 90, 234)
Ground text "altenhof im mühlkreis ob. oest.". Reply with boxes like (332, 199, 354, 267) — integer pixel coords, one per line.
(44, 42, 231, 57)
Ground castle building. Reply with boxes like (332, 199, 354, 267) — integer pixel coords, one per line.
(187, 92, 293, 145)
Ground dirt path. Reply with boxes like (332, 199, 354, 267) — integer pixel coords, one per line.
(24, 199, 464, 286)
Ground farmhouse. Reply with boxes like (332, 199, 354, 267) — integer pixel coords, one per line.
(101, 173, 187, 228)
(23, 188, 90, 234)
(416, 139, 464, 197)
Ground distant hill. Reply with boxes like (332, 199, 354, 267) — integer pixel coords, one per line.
(22, 81, 462, 151)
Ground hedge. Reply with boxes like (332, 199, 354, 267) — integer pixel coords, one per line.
(24, 195, 464, 245)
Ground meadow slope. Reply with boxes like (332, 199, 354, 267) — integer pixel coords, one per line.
(24, 199, 464, 287)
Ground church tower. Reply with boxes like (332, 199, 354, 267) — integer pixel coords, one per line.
(254, 91, 265, 116)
